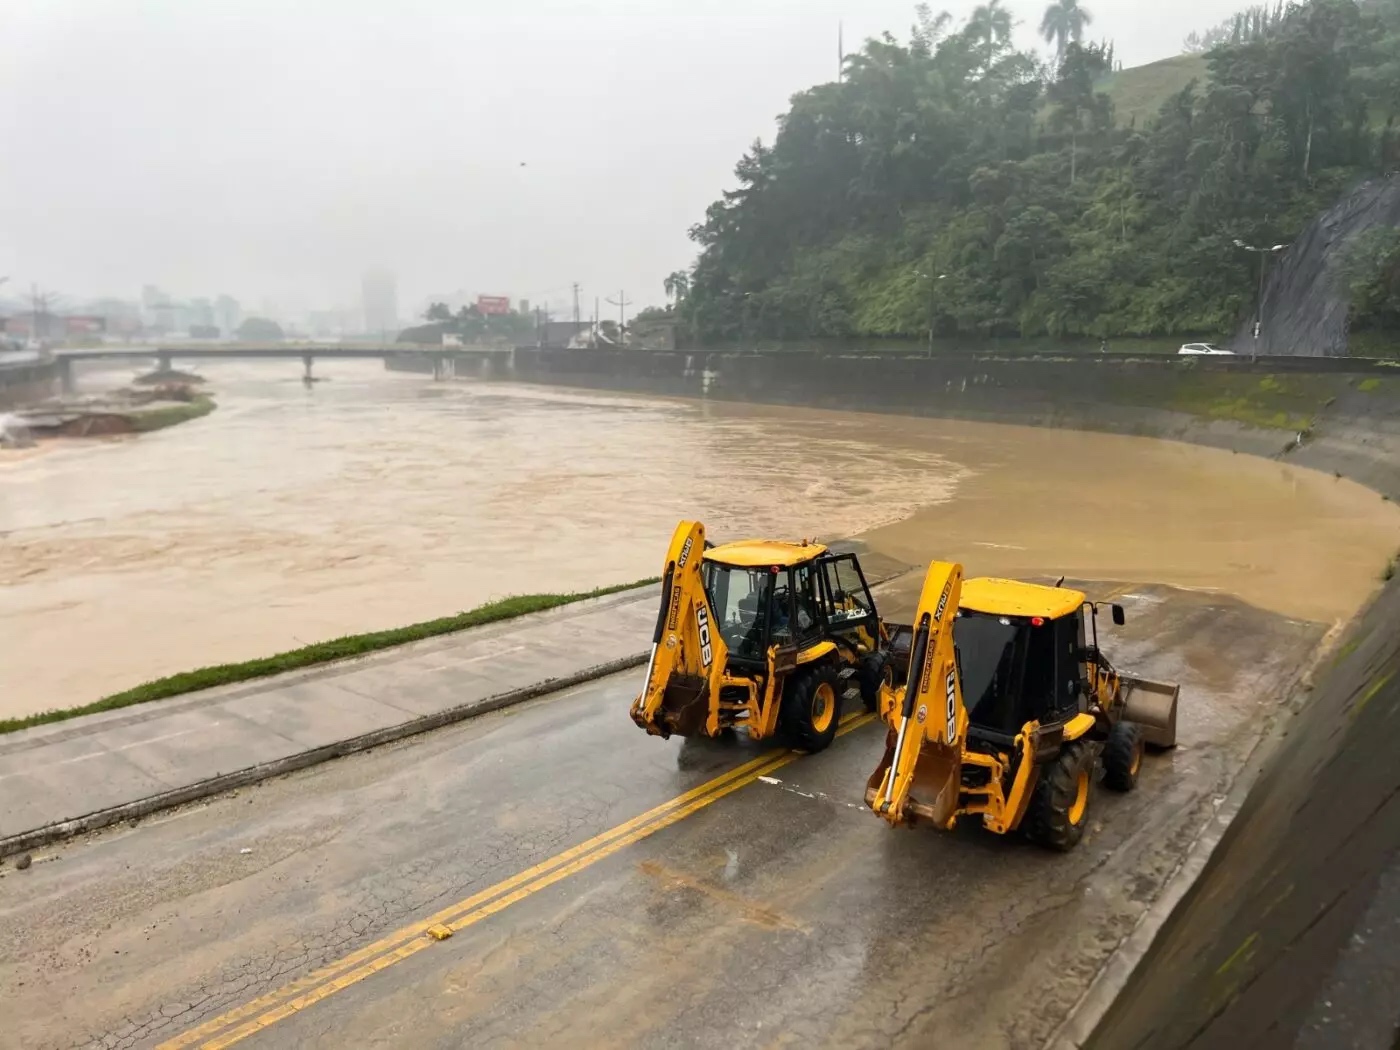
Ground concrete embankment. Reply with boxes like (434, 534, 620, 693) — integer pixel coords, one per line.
(461, 347, 1400, 1048)
(0, 356, 59, 409)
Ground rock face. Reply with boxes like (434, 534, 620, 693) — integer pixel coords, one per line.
(1234, 174, 1400, 356)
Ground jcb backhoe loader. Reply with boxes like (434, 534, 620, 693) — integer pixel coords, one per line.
(630, 521, 890, 753)
(866, 562, 1180, 851)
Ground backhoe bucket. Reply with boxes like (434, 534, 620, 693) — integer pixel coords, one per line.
(864, 732, 963, 828)
(1121, 675, 1179, 749)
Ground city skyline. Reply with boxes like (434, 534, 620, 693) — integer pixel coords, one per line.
(2, 0, 1248, 316)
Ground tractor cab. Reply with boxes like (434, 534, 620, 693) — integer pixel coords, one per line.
(953, 579, 1104, 749)
(702, 540, 880, 673)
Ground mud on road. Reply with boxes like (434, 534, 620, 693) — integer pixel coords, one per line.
(0, 584, 1320, 1050)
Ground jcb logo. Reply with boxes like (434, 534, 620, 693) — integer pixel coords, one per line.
(696, 602, 714, 668)
(678, 537, 694, 568)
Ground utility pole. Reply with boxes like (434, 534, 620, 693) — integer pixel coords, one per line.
(29, 284, 57, 348)
(1232, 239, 1290, 362)
(606, 291, 632, 343)
(838, 21, 844, 82)
(572, 283, 581, 327)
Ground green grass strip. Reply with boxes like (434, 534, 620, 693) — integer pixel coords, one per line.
(128, 395, 217, 433)
(1, 578, 658, 735)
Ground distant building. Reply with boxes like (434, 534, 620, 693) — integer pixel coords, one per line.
(539, 320, 592, 349)
(141, 285, 171, 331)
(85, 298, 143, 338)
(188, 297, 215, 330)
(215, 294, 242, 337)
(1, 314, 106, 340)
(362, 269, 399, 339)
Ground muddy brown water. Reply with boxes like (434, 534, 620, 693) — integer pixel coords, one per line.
(1, 360, 1396, 719)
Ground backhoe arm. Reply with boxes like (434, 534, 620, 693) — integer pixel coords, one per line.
(867, 561, 967, 828)
(630, 520, 728, 738)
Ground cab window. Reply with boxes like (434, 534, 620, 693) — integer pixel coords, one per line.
(821, 555, 873, 626)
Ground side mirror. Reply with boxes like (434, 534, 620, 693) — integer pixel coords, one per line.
(1111, 604, 1126, 626)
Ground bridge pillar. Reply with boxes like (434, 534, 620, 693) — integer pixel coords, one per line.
(432, 355, 456, 381)
(156, 351, 172, 375)
(58, 357, 75, 395)
(302, 354, 314, 383)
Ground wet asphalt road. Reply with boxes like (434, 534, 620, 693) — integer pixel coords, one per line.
(0, 587, 1321, 1050)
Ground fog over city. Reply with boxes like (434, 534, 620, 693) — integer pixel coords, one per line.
(3, 0, 1244, 322)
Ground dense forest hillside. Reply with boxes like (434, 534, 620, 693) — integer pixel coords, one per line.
(679, 0, 1400, 345)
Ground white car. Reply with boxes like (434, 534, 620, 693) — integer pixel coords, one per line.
(1177, 342, 1235, 356)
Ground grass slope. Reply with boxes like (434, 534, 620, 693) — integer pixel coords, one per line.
(1099, 53, 1210, 128)
(1, 579, 657, 735)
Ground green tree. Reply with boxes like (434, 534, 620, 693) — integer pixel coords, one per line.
(1040, 0, 1094, 60)
(663, 270, 690, 306)
(679, 0, 1396, 346)
(966, 0, 1014, 73)
(424, 302, 452, 322)
(236, 317, 283, 341)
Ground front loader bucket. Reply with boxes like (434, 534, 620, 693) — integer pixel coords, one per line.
(1122, 675, 1180, 750)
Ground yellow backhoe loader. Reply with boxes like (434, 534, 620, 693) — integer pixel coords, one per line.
(630, 521, 890, 752)
(866, 562, 1179, 851)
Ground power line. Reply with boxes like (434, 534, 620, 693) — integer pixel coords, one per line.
(605, 291, 632, 337)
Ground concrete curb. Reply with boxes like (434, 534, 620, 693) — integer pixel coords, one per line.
(0, 651, 647, 861)
(1043, 635, 1338, 1049)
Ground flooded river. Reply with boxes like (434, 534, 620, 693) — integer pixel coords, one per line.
(2, 359, 1398, 718)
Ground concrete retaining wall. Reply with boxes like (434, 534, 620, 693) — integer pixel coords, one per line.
(471, 347, 1400, 1049)
(470, 349, 1400, 497)
(0, 359, 58, 409)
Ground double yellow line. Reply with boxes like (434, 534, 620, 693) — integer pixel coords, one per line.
(158, 711, 877, 1049)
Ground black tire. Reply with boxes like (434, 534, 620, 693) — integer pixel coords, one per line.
(781, 663, 843, 753)
(1023, 740, 1095, 852)
(1103, 722, 1145, 792)
(857, 651, 891, 712)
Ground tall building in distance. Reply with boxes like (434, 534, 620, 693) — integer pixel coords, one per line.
(215, 294, 243, 337)
(361, 269, 399, 339)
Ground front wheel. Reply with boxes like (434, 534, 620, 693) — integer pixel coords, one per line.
(1022, 740, 1095, 852)
(781, 664, 842, 753)
(1103, 722, 1145, 792)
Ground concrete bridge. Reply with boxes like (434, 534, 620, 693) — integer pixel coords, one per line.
(52, 344, 513, 392)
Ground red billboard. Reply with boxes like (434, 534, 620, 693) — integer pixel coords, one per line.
(477, 295, 511, 316)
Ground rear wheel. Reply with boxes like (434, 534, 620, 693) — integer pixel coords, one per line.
(781, 664, 842, 753)
(1023, 740, 1095, 852)
(857, 651, 891, 712)
(1103, 722, 1145, 792)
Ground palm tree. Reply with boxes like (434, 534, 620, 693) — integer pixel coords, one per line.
(1040, 0, 1093, 61)
(967, 0, 1014, 73)
(664, 270, 690, 307)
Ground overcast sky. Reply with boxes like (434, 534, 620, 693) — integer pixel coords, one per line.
(1, 0, 1241, 318)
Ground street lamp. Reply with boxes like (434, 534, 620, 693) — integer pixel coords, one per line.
(1233, 239, 1289, 361)
(916, 272, 948, 357)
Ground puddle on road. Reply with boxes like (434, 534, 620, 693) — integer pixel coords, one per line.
(2, 361, 1397, 717)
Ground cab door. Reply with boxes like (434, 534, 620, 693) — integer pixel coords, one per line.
(817, 554, 879, 649)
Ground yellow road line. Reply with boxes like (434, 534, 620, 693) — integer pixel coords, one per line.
(162, 712, 877, 1049)
(157, 747, 780, 1049)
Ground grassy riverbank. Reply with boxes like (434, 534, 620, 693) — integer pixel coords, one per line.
(0, 579, 656, 735)
(127, 394, 216, 433)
